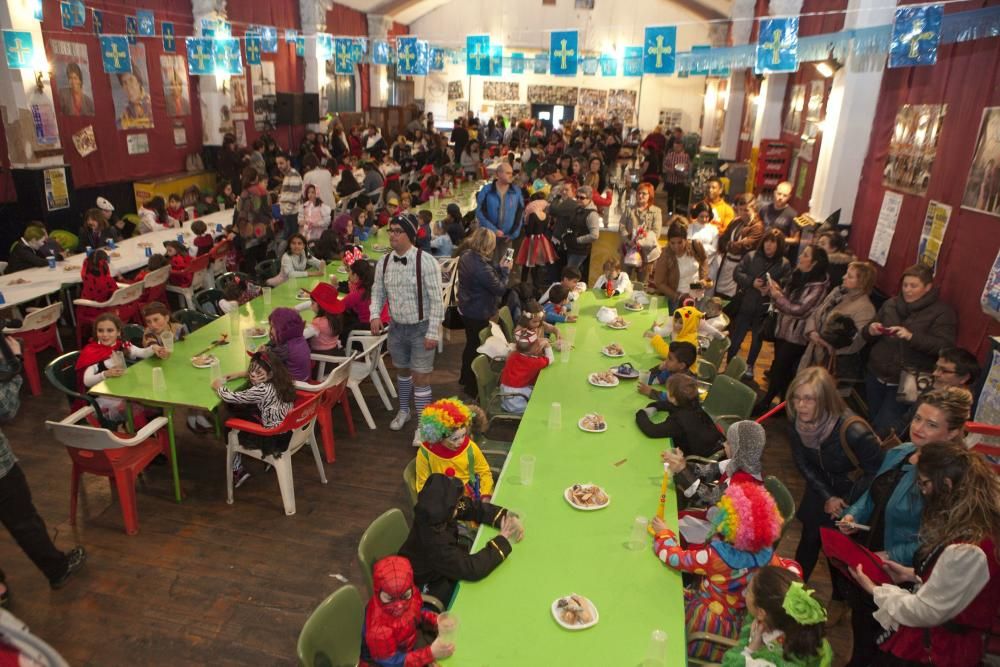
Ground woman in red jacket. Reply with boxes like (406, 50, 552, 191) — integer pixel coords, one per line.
(850, 441, 1000, 667)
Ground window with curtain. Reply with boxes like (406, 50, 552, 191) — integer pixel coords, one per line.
(325, 63, 357, 113)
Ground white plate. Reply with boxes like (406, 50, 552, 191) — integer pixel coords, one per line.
(191, 355, 217, 369)
(578, 416, 607, 433)
(588, 373, 619, 388)
(612, 365, 641, 380)
(623, 302, 644, 311)
(248, 329, 268, 339)
(372, 245, 389, 252)
(337, 267, 348, 274)
(601, 346, 625, 358)
(296, 291, 311, 300)
(551, 595, 600, 630)
(607, 321, 629, 330)
(563, 485, 611, 510)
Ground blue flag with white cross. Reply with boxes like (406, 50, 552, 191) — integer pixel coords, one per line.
(889, 5, 942, 68)
(549, 30, 578, 76)
(100, 36, 131, 73)
(261, 26, 278, 53)
(137, 10, 155, 37)
(511, 52, 525, 74)
(755, 18, 799, 74)
(334, 38, 354, 74)
(644, 26, 676, 75)
(4, 31, 36, 70)
(214, 38, 242, 75)
(373, 40, 390, 65)
(466, 35, 490, 76)
(396, 37, 421, 75)
(246, 36, 262, 65)
(162, 22, 176, 52)
(430, 48, 445, 71)
(186, 37, 214, 75)
(624, 46, 643, 76)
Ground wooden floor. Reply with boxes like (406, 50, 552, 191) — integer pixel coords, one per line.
(0, 326, 853, 666)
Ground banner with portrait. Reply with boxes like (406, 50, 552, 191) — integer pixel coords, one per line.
(882, 104, 946, 196)
(229, 75, 249, 120)
(160, 55, 191, 117)
(251, 62, 276, 131)
(50, 40, 95, 117)
(110, 44, 153, 130)
(961, 107, 1000, 217)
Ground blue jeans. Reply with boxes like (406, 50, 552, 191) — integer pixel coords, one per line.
(281, 213, 299, 241)
(566, 252, 589, 268)
(728, 311, 766, 372)
(865, 374, 908, 438)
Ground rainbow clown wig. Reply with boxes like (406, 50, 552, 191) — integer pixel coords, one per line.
(418, 398, 473, 444)
(711, 481, 783, 553)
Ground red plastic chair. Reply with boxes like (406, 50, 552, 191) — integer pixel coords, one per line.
(296, 353, 357, 463)
(225, 391, 326, 515)
(73, 281, 144, 346)
(46, 406, 170, 535)
(3, 302, 63, 396)
(165, 252, 213, 310)
(967, 421, 1000, 473)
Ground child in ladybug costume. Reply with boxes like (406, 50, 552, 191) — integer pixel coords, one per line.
(414, 398, 494, 501)
(359, 555, 454, 667)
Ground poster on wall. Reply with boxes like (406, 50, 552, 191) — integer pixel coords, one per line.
(783, 84, 805, 135)
(72, 125, 96, 156)
(882, 104, 946, 196)
(229, 76, 249, 119)
(50, 40, 95, 116)
(126, 133, 149, 155)
(447, 81, 464, 101)
(869, 190, 903, 266)
(43, 167, 69, 211)
(447, 100, 468, 119)
(28, 89, 61, 147)
(961, 107, 1000, 217)
(251, 62, 276, 131)
(577, 89, 608, 121)
(110, 44, 153, 130)
(526, 85, 578, 105)
(607, 89, 638, 124)
(483, 81, 519, 102)
(160, 55, 190, 117)
(982, 247, 1000, 320)
(798, 80, 825, 162)
(917, 200, 952, 271)
(494, 103, 529, 121)
(970, 350, 1000, 452)
(173, 124, 187, 146)
(658, 108, 683, 128)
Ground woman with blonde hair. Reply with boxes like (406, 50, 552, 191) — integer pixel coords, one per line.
(798, 260, 877, 378)
(850, 441, 1000, 667)
(456, 227, 513, 397)
(786, 366, 884, 582)
(835, 387, 973, 665)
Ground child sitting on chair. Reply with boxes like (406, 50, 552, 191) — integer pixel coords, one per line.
(593, 258, 632, 296)
(191, 219, 214, 256)
(648, 305, 724, 359)
(635, 373, 723, 459)
(498, 324, 555, 415)
(163, 240, 192, 288)
(542, 285, 578, 324)
(299, 283, 344, 353)
(219, 275, 262, 314)
(414, 398, 494, 500)
(141, 301, 185, 347)
(638, 340, 697, 401)
(539, 265, 584, 304)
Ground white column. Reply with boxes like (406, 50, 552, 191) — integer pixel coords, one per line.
(719, 0, 756, 159)
(193, 0, 228, 146)
(809, 0, 897, 226)
(752, 73, 788, 148)
(368, 15, 393, 109)
(0, 1, 64, 166)
(300, 0, 329, 129)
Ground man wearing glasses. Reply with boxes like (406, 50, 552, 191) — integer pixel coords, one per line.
(371, 214, 444, 440)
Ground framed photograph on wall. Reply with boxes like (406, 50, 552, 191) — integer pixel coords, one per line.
(961, 106, 1000, 217)
(882, 103, 947, 196)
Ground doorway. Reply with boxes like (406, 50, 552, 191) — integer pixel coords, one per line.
(530, 104, 575, 132)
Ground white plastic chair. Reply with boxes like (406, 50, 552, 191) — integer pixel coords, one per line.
(0, 261, 7, 275)
(334, 190, 363, 214)
(141, 263, 171, 292)
(436, 257, 460, 352)
(225, 391, 326, 516)
(311, 335, 392, 430)
(343, 331, 396, 400)
(165, 252, 214, 310)
(72, 282, 144, 345)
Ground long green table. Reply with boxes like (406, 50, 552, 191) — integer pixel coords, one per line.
(90, 235, 389, 502)
(446, 290, 687, 666)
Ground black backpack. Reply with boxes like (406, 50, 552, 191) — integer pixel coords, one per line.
(551, 200, 591, 253)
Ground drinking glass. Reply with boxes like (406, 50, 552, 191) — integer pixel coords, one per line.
(640, 630, 668, 667)
(626, 516, 649, 550)
(209, 358, 223, 383)
(548, 402, 562, 430)
(161, 331, 174, 352)
(151, 367, 166, 393)
(519, 455, 536, 485)
(437, 612, 458, 644)
(262, 287, 272, 305)
(243, 328, 258, 352)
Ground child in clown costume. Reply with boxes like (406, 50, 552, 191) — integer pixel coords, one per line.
(650, 480, 803, 662)
(414, 398, 494, 501)
(359, 555, 454, 667)
(648, 304, 726, 359)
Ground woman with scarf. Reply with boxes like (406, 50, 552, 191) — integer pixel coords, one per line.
(650, 480, 800, 662)
(786, 366, 883, 583)
(758, 245, 830, 410)
(798, 261, 876, 381)
(619, 182, 663, 281)
(398, 474, 523, 604)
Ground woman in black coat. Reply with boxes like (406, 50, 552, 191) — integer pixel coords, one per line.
(399, 474, 522, 604)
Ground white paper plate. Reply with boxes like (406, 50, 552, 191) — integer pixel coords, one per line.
(563, 485, 610, 510)
(601, 346, 625, 358)
(191, 355, 217, 369)
(607, 321, 629, 330)
(296, 291, 311, 300)
(372, 245, 389, 252)
(551, 595, 600, 630)
(588, 373, 619, 388)
(623, 302, 644, 311)
(248, 329, 268, 339)
(337, 267, 348, 274)
(577, 416, 607, 433)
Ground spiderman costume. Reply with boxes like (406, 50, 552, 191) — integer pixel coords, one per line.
(360, 556, 439, 667)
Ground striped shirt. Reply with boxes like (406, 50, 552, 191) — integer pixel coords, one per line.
(0, 375, 24, 479)
(217, 382, 292, 429)
(278, 168, 303, 216)
(370, 246, 444, 340)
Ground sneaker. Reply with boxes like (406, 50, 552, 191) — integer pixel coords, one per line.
(50, 546, 87, 590)
(187, 415, 213, 435)
(412, 428, 422, 447)
(233, 466, 251, 489)
(389, 410, 412, 431)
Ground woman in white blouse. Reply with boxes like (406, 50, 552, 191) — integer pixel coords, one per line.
(686, 202, 720, 280)
(850, 441, 1000, 667)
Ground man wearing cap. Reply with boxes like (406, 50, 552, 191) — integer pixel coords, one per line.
(370, 214, 444, 438)
(475, 161, 524, 263)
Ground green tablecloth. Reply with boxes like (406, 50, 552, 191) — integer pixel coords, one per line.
(446, 290, 687, 666)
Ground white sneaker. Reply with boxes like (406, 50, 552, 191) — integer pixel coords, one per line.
(389, 410, 412, 431)
(412, 428, 422, 447)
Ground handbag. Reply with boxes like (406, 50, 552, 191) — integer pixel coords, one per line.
(760, 306, 778, 342)
(897, 368, 932, 404)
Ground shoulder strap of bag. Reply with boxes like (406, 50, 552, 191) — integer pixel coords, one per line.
(838, 414, 874, 471)
(416, 248, 424, 321)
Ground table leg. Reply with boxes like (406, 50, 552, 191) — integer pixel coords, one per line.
(166, 407, 183, 502)
(213, 408, 222, 439)
(126, 402, 134, 433)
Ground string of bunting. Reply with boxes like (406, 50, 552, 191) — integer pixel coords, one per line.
(5, 1, 1000, 78)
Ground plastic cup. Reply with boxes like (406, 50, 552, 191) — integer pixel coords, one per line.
(649, 296, 659, 312)
(262, 287, 272, 305)
(161, 331, 174, 352)
(145, 246, 153, 257)
(640, 630, 668, 667)
(626, 516, 649, 550)
(519, 455, 536, 486)
(47, 256, 56, 269)
(216, 223, 223, 233)
(109, 351, 126, 370)
(560, 340, 571, 364)
(437, 612, 458, 644)
(548, 402, 562, 430)
(151, 367, 166, 393)
(243, 328, 258, 352)
(85, 246, 94, 256)
(209, 358, 223, 383)
(176, 233, 184, 244)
